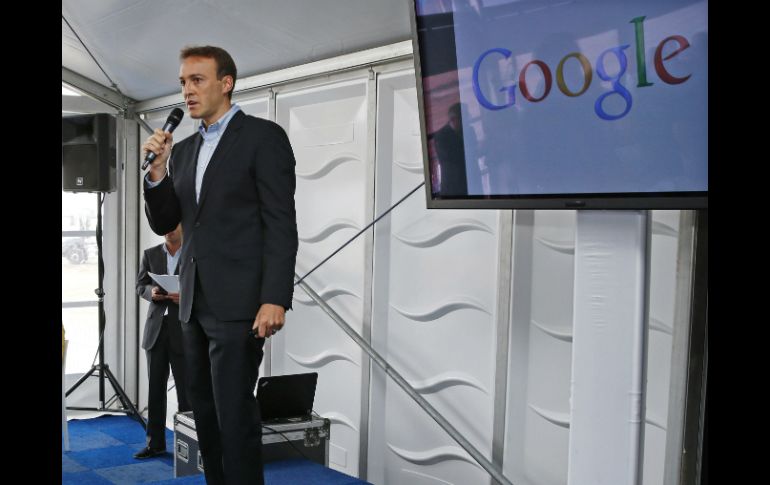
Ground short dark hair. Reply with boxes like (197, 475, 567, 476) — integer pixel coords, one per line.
(180, 46, 237, 100)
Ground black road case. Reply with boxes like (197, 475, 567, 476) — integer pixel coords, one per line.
(173, 411, 331, 478)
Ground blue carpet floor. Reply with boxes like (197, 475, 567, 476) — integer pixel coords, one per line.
(62, 415, 368, 484)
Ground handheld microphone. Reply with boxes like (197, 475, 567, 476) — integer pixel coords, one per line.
(141, 107, 184, 170)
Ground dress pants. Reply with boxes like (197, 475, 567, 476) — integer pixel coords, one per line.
(146, 316, 190, 450)
(182, 282, 265, 485)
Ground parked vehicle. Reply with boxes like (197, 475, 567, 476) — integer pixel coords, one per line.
(62, 237, 88, 264)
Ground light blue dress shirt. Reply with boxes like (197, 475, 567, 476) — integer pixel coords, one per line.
(145, 104, 242, 203)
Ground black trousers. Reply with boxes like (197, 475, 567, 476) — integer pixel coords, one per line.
(182, 283, 265, 485)
(145, 315, 190, 450)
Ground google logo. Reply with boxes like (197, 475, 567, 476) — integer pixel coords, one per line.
(471, 16, 693, 121)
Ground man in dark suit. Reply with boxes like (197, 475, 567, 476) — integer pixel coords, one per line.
(434, 102, 481, 196)
(141, 45, 298, 485)
(134, 223, 190, 459)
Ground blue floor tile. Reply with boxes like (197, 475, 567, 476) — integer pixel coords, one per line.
(94, 461, 174, 484)
(62, 453, 89, 473)
(62, 470, 115, 485)
(68, 429, 125, 452)
(68, 444, 172, 469)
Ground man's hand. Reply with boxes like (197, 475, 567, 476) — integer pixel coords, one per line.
(150, 286, 167, 301)
(253, 303, 286, 338)
(167, 292, 180, 304)
(142, 128, 174, 181)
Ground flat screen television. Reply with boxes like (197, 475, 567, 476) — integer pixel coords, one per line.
(409, 0, 708, 209)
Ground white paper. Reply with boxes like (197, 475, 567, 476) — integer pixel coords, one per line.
(148, 272, 179, 293)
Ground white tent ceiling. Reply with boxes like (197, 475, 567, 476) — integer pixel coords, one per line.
(62, 0, 413, 102)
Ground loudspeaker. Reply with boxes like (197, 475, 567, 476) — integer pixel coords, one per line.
(62, 113, 117, 193)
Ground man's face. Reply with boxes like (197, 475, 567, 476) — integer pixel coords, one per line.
(179, 56, 232, 124)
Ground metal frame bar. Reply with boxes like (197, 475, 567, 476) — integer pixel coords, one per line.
(62, 66, 131, 111)
(491, 210, 514, 484)
(357, 64, 379, 479)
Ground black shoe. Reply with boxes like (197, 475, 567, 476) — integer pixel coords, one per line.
(133, 446, 167, 459)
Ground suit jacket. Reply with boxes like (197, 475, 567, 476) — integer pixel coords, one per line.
(137, 244, 182, 352)
(144, 111, 298, 323)
(434, 123, 469, 196)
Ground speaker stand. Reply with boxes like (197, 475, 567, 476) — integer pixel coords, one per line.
(65, 192, 146, 429)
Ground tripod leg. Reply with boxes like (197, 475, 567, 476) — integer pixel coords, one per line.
(67, 194, 147, 432)
(65, 365, 98, 398)
(103, 366, 147, 430)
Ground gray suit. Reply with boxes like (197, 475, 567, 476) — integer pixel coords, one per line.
(137, 243, 190, 450)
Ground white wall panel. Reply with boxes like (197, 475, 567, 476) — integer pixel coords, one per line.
(369, 70, 499, 485)
(642, 210, 681, 485)
(504, 210, 575, 485)
(238, 97, 269, 120)
(272, 80, 369, 477)
(568, 211, 647, 485)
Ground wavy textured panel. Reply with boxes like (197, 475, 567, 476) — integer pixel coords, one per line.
(394, 159, 423, 173)
(531, 319, 573, 342)
(651, 220, 678, 238)
(287, 350, 359, 368)
(322, 411, 360, 432)
(649, 316, 673, 335)
(388, 444, 480, 468)
(393, 219, 493, 248)
(529, 404, 570, 429)
(294, 286, 361, 305)
(535, 236, 575, 254)
(391, 296, 491, 322)
(401, 469, 454, 485)
(296, 153, 360, 179)
(299, 218, 360, 243)
(645, 414, 667, 431)
(407, 372, 488, 395)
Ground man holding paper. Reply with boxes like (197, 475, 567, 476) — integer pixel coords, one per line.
(134, 223, 190, 459)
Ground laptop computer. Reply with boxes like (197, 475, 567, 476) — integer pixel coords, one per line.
(257, 372, 318, 424)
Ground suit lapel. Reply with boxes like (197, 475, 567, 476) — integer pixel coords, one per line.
(185, 133, 203, 209)
(151, 246, 168, 312)
(195, 110, 245, 217)
(152, 245, 168, 275)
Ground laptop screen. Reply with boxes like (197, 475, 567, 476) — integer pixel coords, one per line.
(257, 372, 318, 423)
